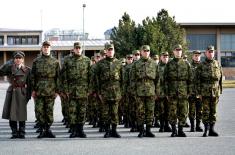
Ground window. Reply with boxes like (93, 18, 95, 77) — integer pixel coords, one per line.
(221, 51, 235, 67)
(221, 34, 235, 51)
(187, 34, 216, 51)
(0, 36, 3, 45)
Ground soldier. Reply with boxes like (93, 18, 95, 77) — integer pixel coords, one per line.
(164, 44, 192, 137)
(189, 50, 203, 132)
(131, 45, 158, 138)
(61, 42, 90, 138)
(196, 45, 223, 137)
(95, 43, 122, 138)
(0, 51, 31, 139)
(31, 41, 60, 138)
(156, 52, 172, 132)
(153, 54, 159, 64)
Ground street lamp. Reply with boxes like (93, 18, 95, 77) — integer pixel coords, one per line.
(82, 3, 86, 55)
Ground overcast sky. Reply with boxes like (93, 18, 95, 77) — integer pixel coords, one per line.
(0, 0, 234, 39)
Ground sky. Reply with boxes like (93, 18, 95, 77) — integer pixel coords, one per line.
(0, 0, 235, 39)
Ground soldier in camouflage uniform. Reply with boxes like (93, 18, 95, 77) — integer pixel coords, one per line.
(164, 44, 192, 137)
(196, 45, 223, 137)
(189, 50, 203, 132)
(156, 52, 172, 132)
(95, 43, 122, 138)
(60, 42, 90, 138)
(131, 45, 158, 138)
(31, 41, 60, 138)
(122, 54, 134, 130)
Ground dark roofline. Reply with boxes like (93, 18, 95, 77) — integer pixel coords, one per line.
(178, 23, 235, 28)
(0, 28, 43, 33)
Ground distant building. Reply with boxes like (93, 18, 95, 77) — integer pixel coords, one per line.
(104, 29, 112, 40)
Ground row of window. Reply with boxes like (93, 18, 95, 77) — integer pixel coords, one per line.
(0, 36, 40, 45)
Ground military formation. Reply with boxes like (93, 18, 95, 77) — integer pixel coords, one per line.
(0, 40, 223, 139)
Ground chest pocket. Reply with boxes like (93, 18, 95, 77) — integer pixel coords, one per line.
(110, 62, 121, 80)
(212, 62, 221, 81)
(178, 62, 188, 80)
(146, 62, 156, 80)
(167, 63, 178, 80)
(45, 61, 57, 78)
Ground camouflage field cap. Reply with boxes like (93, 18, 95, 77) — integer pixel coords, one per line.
(153, 54, 159, 60)
(100, 50, 107, 56)
(14, 51, 25, 58)
(161, 51, 169, 56)
(193, 50, 201, 54)
(174, 44, 182, 50)
(126, 54, 133, 58)
(105, 43, 114, 50)
(74, 42, 81, 48)
(141, 45, 150, 51)
(42, 41, 51, 46)
(207, 45, 215, 51)
(132, 50, 140, 55)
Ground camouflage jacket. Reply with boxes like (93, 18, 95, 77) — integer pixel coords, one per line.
(196, 58, 223, 97)
(95, 57, 122, 101)
(123, 63, 133, 95)
(131, 57, 159, 97)
(164, 57, 192, 98)
(61, 54, 90, 98)
(156, 61, 167, 97)
(31, 54, 60, 97)
(191, 60, 201, 96)
(88, 63, 97, 94)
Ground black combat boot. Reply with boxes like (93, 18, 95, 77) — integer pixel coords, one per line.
(69, 124, 77, 138)
(178, 125, 187, 137)
(164, 120, 172, 132)
(104, 124, 111, 138)
(170, 124, 177, 137)
(145, 125, 155, 137)
(208, 123, 219, 137)
(99, 122, 105, 132)
(159, 119, 165, 132)
(184, 122, 190, 128)
(45, 124, 56, 138)
(77, 124, 87, 138)
(190, 119, 195, 132)
(196, 120, 203, 132)
(138, 125, 145, 138)
(37, 124, 46, 138)
(130, 122, 138, 132)
(154, 118, 160, 128)
(10, 121, 18, 139)
(203, 123, 209, 137)
(18, 121, 25, 139)
(111, 124, 121, 138)
(34, 121, 40, 128)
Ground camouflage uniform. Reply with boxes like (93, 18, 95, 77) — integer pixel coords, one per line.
(189, 53, 203, 132)
(31, 52, 60, 137)
(61, 52, 90, 138)
(131, 47, 159, 137)
(196, 45, 222, 137)
(95, 54, 122, 138)
(164, 49, 192, 137)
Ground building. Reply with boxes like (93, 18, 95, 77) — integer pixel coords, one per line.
(180, 23, 235, 79)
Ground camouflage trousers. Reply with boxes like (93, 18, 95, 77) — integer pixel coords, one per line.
(103, 99, 119, 125)
(60, 96, 69, 121)
(154, 100, 160, 120)
(188, 96, 202, 121)
(202, 96, 219, 124)
(168, 97, 188, 126)
(34, 96, 55, 126)
(88, 95, 98, 122)
(129, 95, 137, 126)
(136, 96, 155, 126)
(97, 98, 105, 124)
(69, 97, 87, 125)
(158, 97, 170, 121)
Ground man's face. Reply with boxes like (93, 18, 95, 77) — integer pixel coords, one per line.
(42, 45, 51, 56)
(126, 57, 133, 64)
(160, 55, 169, 64)
(205, 50, 215, 60)
(134, 53, 140, 61)
(74, 46, 82, 55)
(173, 48, 182, 58)
(141, 49, 150, 58)
(193, 54, 201, 62)
(95, 55, 101, 62)
(106, 48, 115, 58)
(14, 57, 24, 65)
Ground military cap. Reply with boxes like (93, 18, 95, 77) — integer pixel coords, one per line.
(174, 44, 182, 50)
(132, 50, 140, 55)
(161, 51, 169, 56)
(14, 51, 25, 58)
(42, 41, 51, 46)
(141, 45, 150, 51)
(207, 45, 215, 51)
(126, 54, 133, 58)
(74, 42, 81, 48)
(105, 43, 114, 50)
(193, 50, 201, 54)
(100, 50, 106, 56)
(153, 54, 159, 60)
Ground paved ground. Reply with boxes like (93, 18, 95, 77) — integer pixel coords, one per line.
(0, 82, 234, 155)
